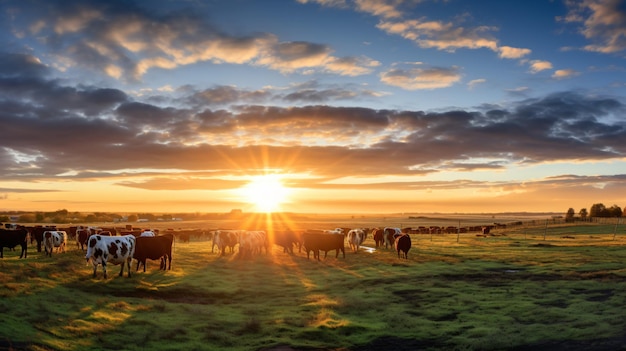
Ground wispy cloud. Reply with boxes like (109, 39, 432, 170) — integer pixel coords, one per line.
(467, 78, 486, 89)
(380, 64, 462, 90)
(559, 0, 626, 53)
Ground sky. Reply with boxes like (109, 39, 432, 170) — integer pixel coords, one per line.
(0, 0, 625, 215)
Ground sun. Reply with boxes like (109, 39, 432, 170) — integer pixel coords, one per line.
(241, 174, 290, 213)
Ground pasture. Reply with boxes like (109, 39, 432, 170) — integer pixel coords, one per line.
(1, 213, 625, 350)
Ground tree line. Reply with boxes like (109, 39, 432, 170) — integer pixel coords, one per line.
(565, 203, 624, 221)
(0, 209, 245, 224)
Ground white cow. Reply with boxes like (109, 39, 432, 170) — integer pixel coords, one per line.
(43, 231, 67, 256)
(140, 230, 156, 237)
(346, 228, 367, 253)
(238, 231, 267, 258)
(85, 234, 136, 279)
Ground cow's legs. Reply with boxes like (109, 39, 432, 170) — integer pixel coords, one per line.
(124, 258, 132, 277)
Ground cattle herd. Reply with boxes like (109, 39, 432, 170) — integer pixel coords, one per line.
(0, 221, 433, 279)
(0, 224, 177, 279)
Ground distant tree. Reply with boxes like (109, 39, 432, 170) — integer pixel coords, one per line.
(579, 208, 588, 221)
(607, 205, 622, 217)
(51, 216, 69, 224)
(84, 214, 97, 223)
(35, 212, 44, 222)
(590, 203, 607, 217)
(127, 214, 138, 222)
(565, 208, 575, 221)
(19, 214, 36, 223)
(137, 213, 156, 221)
(0, 215, 9, 222)
(109, 213, 124, 221)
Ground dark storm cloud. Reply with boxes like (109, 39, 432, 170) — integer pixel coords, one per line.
(187, 86, 272, 106)
(282, 88, 358, 103)
(183, 82, 381, 106)
(0, 53, 51, 78)
(0, 53, 129, 119)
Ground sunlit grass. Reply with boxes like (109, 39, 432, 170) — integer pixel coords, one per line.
(1, 217, 625, 350)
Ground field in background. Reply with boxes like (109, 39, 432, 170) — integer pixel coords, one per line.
(1, 213, 625, 350)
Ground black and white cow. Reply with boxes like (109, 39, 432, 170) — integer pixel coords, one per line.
(43, 231, 67, 256)
(85, 234, 136, 279)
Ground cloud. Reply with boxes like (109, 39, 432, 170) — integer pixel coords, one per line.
(188, 86, 272, 106)
(467, 78, 486, 89)
(354, 0, 403, 19)
(301, 0, 537, 71)
(559, 0, 626, 53)
(552, 68, 581, 79)
(182, 81, 386, 106)
(380, 65, 462, 90)
(528, 60, 553, 73)
(1, 51, 624, 188)
(7, 1, 377, 81)
(498, 46, 532, 59)
(296, 0, 348, 7)
(377, 19, 500, 52)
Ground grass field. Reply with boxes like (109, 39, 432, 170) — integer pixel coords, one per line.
(1, 213, 625, 350)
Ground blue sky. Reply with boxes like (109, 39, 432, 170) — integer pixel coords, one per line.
(0, 0, 625, 214)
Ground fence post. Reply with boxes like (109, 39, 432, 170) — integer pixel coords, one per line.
(613, 218, 620, 240)
(457, 220, 460, 243)
(544, 219, 548, 240)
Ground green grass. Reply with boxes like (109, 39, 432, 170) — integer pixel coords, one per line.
(1, 217, 626, 350)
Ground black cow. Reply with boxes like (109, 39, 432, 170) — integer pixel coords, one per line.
(133, 234, 174, 272)
(302, 232, 345, 260)
(395, 233, 411, 259)
(0, 228, 29, 258)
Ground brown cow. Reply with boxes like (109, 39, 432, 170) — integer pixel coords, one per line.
(303, 232, 345, 260)
(134, 234, 174, 272)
